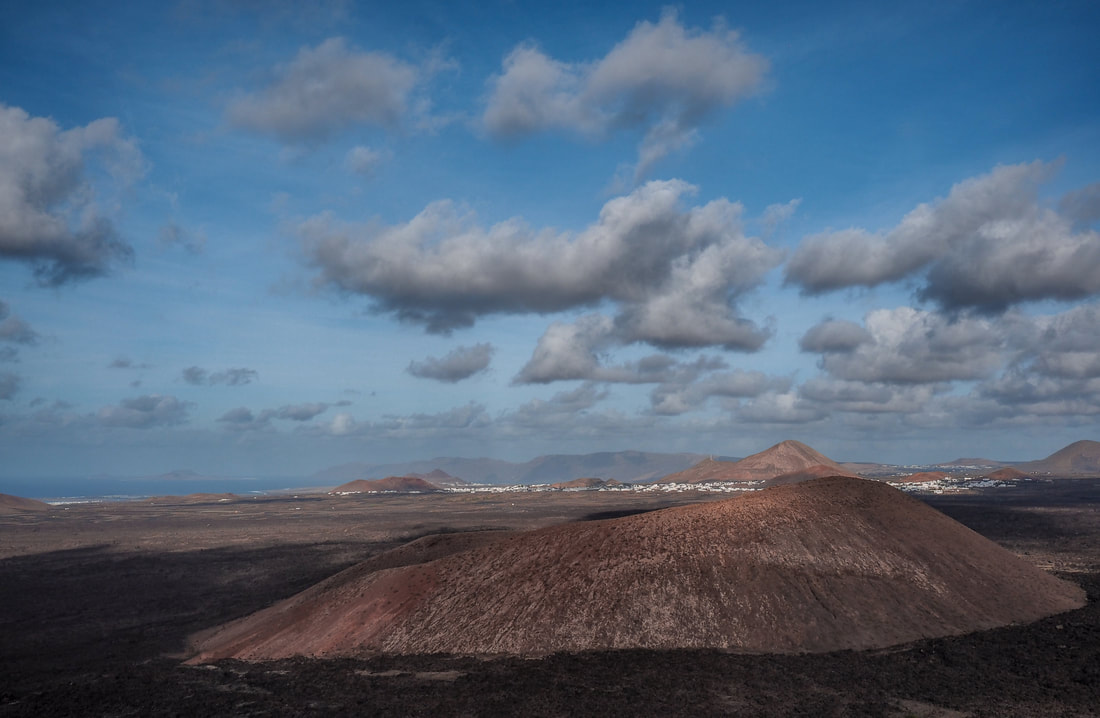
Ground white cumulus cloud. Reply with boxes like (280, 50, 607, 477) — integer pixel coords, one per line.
(0, 104, 142, 285)
(786, 161, 1100, 311)
(227, 37, 421, 143)
(301, 179, 781, 345)
(483, 10, 767, 178)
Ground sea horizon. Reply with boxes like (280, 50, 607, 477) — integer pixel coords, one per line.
(0, 476, 332, 503)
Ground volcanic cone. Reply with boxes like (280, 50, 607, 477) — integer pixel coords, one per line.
(660, 439, 848, 483)
(188, 477, 1084, 661)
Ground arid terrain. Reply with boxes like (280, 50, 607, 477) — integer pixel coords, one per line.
(2, 481, 1099, 717)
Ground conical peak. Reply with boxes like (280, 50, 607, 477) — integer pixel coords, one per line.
(188, 475, 1084, 661)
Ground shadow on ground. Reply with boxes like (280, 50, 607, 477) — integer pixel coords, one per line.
(2, 482, 1099, 717)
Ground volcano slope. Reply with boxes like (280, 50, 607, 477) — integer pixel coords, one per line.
(188, 476, 1084, 662)
(658, 439, 850, 483)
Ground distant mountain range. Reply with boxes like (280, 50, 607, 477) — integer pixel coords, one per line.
(311, 439, 1100, 486)
(311, 450, 712, 485)
(3, 439, 1098, 505)
(138, 469, 221, 481)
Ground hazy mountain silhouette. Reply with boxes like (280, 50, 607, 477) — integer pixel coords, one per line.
(313, 451, 708, 485)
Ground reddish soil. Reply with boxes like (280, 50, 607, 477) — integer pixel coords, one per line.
(983, 467, 1030, 481)
(766, 465, 860, 485)
(331, 476, 441, 494)
(656, 457, 742, 483)
(188, 477, 1084, 661)
(2, 481, 1099, 717)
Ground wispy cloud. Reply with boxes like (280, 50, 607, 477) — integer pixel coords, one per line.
(0, 372, 20, 400)
(408, 343, 494, 383)
(181, 366, 258, 386)
(0, 301, 39, 346)
(96, 395, 192, 429)
(217, 402, 330, 431)
(108, 357, 151, 370)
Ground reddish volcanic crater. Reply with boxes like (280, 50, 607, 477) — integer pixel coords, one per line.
(188, 477, 1085, 662)
(983, 467, 1031, 481)
(659, 439, 850, 483)
(329, 476, 441, 494)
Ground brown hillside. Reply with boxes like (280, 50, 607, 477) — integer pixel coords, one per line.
(551, 477, 606, 490)
(288, 530, 516, 589)
(330, 476, 440, 494)
(765, 464, 859, 486)
(657, 457, 742, 484)
(188, 477, 1084, 661)
(1022, 440, 1100, 477)
(662, 440, 845, 483)
(0, 493, 51, 513)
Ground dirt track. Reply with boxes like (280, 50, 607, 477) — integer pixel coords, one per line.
(2, 482, 1099, 717)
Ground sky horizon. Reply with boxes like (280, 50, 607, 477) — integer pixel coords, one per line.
(2, 0, 1099, 480)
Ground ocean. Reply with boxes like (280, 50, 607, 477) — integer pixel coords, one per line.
(0, 476, 332, 503)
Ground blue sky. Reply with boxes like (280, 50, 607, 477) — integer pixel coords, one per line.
(1, 0, 1099, 479)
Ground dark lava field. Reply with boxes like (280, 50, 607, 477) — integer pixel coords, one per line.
(2, 481, 1098, 717)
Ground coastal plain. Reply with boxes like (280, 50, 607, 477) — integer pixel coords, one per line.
(2, 482, 1099, 717)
